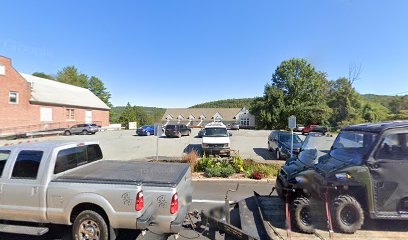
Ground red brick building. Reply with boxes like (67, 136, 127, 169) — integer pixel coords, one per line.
(0, 56, 110, 135)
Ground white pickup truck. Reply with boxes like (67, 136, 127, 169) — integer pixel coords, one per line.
(0, 141, 192, 239)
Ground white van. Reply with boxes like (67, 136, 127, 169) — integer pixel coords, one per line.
(201, 122, 231, 157)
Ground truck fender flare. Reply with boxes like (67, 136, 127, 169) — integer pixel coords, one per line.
(65, 193, 117, 226)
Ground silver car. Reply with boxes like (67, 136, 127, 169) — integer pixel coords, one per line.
(64, 123, 99, 135)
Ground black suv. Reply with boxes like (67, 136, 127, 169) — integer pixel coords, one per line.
(165, 124, 191, 138)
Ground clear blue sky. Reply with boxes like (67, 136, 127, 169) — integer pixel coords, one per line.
(2, 0, 408, 107)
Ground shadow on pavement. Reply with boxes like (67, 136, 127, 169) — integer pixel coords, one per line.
(252, 147, 274, 160)
(184, 144, 203, 155)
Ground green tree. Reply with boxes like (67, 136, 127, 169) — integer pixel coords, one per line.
(32, 72, 54, 80)
(118, 103, 138, 128)
(251, 58, 331, 129)
(88, 76, 112, 107)
(56, 66, 89, 88)
(362, 101, 389, 122)
(118, 104, 153, 128)
(327, 78, 363, 126)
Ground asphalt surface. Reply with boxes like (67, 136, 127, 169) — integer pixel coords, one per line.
(0, 129, 276, 161)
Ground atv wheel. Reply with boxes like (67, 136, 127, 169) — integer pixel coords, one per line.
(292, 197, 315, 233)
(332, 195, 364, 234)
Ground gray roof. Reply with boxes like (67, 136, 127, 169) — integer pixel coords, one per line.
(20, 73, 110, 110)
(162, 108, 244, 121)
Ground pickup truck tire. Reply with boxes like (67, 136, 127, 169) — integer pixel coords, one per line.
(72, 210, 109, 240)
(292, 197, 315, 233)
(332, 195, 364, 234)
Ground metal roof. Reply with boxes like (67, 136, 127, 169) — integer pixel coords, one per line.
(342, 121, 408, 133)
(20, 73, 110, 110)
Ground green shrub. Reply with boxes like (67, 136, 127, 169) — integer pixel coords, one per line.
(197, 156, 215, 172)
(205, 166, 222, 178)
(220, 165, 236, 178)
(243, 159, 256, 171)
(232, 155, 244, 173)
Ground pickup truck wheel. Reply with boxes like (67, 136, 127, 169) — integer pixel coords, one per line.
(64, 130, 71, 136)
(73, 210, 109, 240)
(332, 195, 364, 234)
(292, 197, 315, 233)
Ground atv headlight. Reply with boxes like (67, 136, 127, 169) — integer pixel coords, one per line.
(335, 172, 352, 180)
(295, 176, 308, 184)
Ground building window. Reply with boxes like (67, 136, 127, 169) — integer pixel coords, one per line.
(40, 107, 53, 122)
(66, 109, 75, 120)
(9, 92, 19, 104)
(240, 118, 250, 126)
(0, 64, 5, 75)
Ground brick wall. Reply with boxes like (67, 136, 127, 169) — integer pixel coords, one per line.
(0, 56, 109, 132)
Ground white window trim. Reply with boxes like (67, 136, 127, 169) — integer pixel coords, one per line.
(0, 64, 5, 75)
(9, 92, 19, 104)
(66, 108, 75, 121)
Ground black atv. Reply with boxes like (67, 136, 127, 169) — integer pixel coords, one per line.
(306, 121, 408, 234)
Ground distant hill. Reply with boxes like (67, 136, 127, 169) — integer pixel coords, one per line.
(361, 94, 406, 108)
(189, 98, 255, 108)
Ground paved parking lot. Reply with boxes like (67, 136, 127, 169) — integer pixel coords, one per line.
(1, 129, 277, 161)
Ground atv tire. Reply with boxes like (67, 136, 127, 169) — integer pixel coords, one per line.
(292, 197, 315, 233)
(332, 195, 364, 234)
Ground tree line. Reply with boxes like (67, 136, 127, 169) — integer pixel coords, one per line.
(250, 58, 406, 130)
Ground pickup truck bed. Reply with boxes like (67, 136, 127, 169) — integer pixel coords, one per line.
(54, 160, 189, 187)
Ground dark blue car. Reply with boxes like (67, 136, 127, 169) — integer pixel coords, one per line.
(136, 125, 155, 136)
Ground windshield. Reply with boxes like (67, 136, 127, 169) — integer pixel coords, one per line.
(204, 128, 228, 137)
(330, 131, 378, 163)
(278, 133, 302, 144)
(166, 125, 177, 130)
(298, 134, 335, 165)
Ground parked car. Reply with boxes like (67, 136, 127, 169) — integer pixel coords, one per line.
(197, 128, 205, 138)
(301, 124, 328, 135)
(64, 123, 98, 135)
(136, 125, 155, 136)
(293, 124, 305, 132)
(202, 122, 231, 157)
(0, 141, 192, 238)
(230, 122, 240, 130)
(268, 131, 303, 160)
(165, 124, 191, 138)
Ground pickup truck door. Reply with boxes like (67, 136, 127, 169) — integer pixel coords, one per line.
(0, 150, 46, 222)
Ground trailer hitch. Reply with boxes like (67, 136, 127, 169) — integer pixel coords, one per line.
(225, 184, 239, 224)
